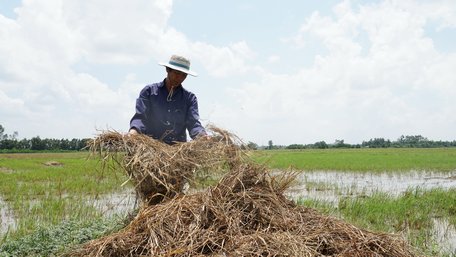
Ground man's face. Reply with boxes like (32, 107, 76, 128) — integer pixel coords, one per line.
(167, 68, 188, 87)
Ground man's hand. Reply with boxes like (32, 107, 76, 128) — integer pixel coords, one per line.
(128, 128, 139, 135)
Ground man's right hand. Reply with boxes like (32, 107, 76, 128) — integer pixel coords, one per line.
(128, 128, 139, 135)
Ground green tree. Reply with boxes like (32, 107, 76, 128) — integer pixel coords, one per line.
(362, 138, 391, 148)
(313, 141, 328, 149)
(396, 135, 429, 147)
(30, 136, 46, 150)
(246, 141, 258, 150)
(268, 140, 274, 150)
(287, 144, 305, 149)
(333, 139, 347, 148)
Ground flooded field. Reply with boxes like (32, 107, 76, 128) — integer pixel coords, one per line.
(0, 190, 137, 236)
(286, 170, 456, 202)
(285, 170, 456, 256)
(0, 196, 16, 234)
(1, 167, 455, 255)
(433, 218, 456, 256)
(90, 189, 137, 217)
(84, 170, 456, 255)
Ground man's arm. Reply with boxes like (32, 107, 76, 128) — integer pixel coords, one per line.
(186, 94, 206, 139)
(129, 86, 150, 134)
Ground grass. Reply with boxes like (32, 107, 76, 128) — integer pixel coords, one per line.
(0, 152, 130, 241)
(253, 148, 456, 172)
(1, 149, 455, 256)
(0, 215, 126, 257)
(297, 187, 456, 257)
(338, 188, 456, 231)
(259, 148, 456, 256)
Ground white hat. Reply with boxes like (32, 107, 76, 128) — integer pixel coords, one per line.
(159, 55, 197, 77)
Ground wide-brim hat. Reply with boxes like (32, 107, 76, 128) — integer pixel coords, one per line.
(159, 55, 197, 77)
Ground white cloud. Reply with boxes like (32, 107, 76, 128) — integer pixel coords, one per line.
(0, 90, 24, 112)
(421, 0, 456, 30)
(62, 0, 173, 64)
(267, 55, 280, 63)
(192, 41, 255, 77)
(1, 0, 455, 144)
(224, 0, 456, 144)
(0, 0, 174, 138)
(0, 0, 257, 139)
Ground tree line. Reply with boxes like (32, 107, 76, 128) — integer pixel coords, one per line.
(0, 125, 89, 151)
(2, 124, 456, 152)
(249, 135, 456, 150)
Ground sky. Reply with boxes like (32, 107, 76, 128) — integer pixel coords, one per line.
(0, 0, 455, 146)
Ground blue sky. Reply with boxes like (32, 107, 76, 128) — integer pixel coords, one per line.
(1, 0, 455, 145)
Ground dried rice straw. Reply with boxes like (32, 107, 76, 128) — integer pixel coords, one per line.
(66, 126, 419, 257)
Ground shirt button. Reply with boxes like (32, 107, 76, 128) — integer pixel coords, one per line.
(168, 109, 171, 112)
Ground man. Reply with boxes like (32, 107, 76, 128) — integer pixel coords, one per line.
(129, 55, 206, 144)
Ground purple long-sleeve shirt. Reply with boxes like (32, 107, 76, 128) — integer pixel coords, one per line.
(130, 80, 206, 144)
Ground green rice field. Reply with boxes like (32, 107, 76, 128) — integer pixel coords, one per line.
(0, 152, 130, 240)
(253, 147, 456, 172)
(0, 148, 455, 256)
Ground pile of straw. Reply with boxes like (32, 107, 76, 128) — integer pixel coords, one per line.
(68, 127, 418, 257)
(88, 126, 242, 204)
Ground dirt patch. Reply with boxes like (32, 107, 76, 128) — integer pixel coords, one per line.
(446, 175, 456, 180)
(0, 167, 14, 173)
(43, 161, 64, 167)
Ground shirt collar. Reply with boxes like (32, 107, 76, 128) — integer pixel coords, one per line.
(160, 79, 183, 93)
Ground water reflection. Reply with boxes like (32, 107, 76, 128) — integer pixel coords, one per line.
(285, 170, 456, 255)
(433, 218, 456, 256)
(0, 196, 16, 235)
(90, 189, 137, 217)
(286, 170, 456, 203)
